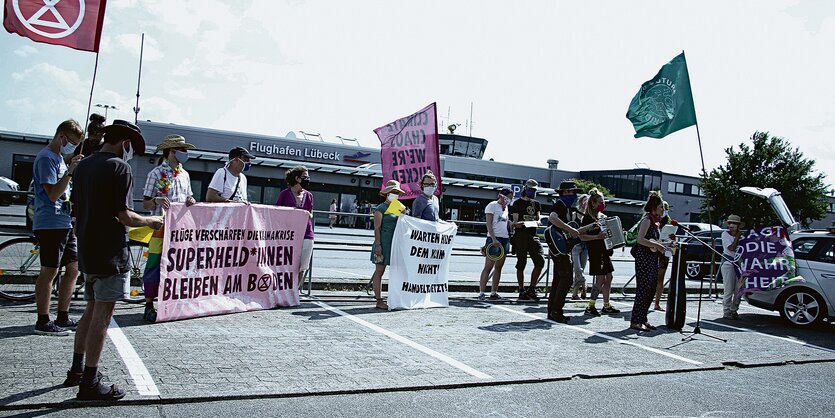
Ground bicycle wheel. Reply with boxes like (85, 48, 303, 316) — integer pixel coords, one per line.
(124, 240, 149, 303)
(0, 236, 40, 301)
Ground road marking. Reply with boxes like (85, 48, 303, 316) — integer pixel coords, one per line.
(607, 300, 835, 354)
(107, 318, 160, 396)
(312, 300, 492, 379)
(486, 303, 703, 365)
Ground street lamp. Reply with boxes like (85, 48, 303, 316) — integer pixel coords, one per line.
(94, 103, 119, 120)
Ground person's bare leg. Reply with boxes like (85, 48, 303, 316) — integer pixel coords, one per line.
(35, 266, 59, 316)
(654, 268, 667, 310)
(530, 265, 542, 289)
(479, 259, 495, 295)
(491, 257, 506, 294)
(83, 301, 116, 368)
(73, 300, 95, 354)
(602, 274, 613, 305)
(372, 265, 387, 308)
(57, 262, 79, 313)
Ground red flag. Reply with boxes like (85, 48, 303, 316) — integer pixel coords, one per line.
(4, 0, 107, 52)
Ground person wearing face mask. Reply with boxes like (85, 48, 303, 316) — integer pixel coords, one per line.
(546, 181, 583, 322)
(68, 119, 164, 400)
(31, 119, 85, 336)
(206, 146, 255, 203)
(580, 188, 620, 317)
(571, 194, 590, 300)
(369, 180, 407, 310)
(630, 191, 668, 331)
(74, 113, 106, 158)
(478, 188, 514, 301)
(510, 178, 545, 302)
(139, 134, 197, 322)
(653, 201, 673, 311)
(721, 214, 744, 320)
(411, 170, 440, 222)
(276, 166, 315, 289)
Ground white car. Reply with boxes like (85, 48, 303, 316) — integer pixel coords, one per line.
(745, 229, 835, 327)
(739, 187, 834, 327)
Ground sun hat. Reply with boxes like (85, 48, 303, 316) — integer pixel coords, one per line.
(101, 120, 145, 156)
(726, 214, 744, 226)
(380, 179, 405, 195)
(156, 134, 195, 152)
(556, 180, 582, 194)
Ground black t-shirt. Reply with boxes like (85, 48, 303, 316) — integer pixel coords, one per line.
(71, 152, 132, 275)
(549, 200, 572, 224)
(510, 198, 541, 236)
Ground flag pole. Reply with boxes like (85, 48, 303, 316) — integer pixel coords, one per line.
(80, 51, 101, 156)
(133, 33, 145, 124)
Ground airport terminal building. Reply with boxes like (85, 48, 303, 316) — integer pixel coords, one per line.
(2, 121, 833, 231)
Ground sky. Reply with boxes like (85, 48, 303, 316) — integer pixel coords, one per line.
(1, 0, 834, 187)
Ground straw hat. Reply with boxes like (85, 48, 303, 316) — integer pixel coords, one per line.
(380, 180, 405, 195)
(156, 134, 195, 152)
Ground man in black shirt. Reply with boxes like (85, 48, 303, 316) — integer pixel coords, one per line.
(510, 179, 544, 301)
(67, 120, 163, 401)
(546, 181, 582, 323)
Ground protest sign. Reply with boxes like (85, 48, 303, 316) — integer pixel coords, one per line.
(387, 216, 457, 310)
(736, 226, 804, 295)
(375, 103, 441, 200)
(156, 203, 308, 322)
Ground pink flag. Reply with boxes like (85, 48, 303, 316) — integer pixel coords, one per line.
(374, 103, 441, 200)
(3, 0, 107, 52)
(156, 203, 308, 322)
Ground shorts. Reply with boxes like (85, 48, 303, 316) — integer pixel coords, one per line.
(84, 272, 129, 302)
(33, 228, 78, 268)
(299, 239, 314, 272)
(514, 234, 545, 270)
(484, 237, 510, 257)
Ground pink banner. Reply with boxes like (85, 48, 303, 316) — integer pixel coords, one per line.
(156, 203, 308, 322)
(375, 103, 441, 200)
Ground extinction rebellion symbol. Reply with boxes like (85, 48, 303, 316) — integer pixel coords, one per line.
(12, 0, 86, 39)
(636, 77, 677, 125)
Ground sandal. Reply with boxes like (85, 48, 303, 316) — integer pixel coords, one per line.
(654, 306, 665, 312)
(375, 298, 389, 310)
(77, 380, 126, 401)
(629, 323, 649, 332)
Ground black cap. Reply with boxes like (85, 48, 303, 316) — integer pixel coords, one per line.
(229, 146, 255, 160)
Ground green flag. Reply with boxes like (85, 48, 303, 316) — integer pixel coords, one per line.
(626, 52, 697, 139)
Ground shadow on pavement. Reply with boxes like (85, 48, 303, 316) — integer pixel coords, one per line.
(478, 319, 554, 333)
(0, 384, 64, 407)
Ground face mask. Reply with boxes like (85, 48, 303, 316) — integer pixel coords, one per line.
(174, 150, 189, 164)
(423, 186, 436, 196)
(387, 193, 398, 202)
(559, 195, 577, 208)
(663, 210, 669, 218)
(61, 136, 78, 155)
(524, 189, 536, 199)
(300, 178, 310, 189)
(122, 141, 134, 162)
(596, 202, 606, 212)
(243, 162, 252, 172)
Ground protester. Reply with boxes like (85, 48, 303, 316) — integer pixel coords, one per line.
(329, 199, 338, 228)
(630, 191, 667, 331)
(370, 180, 407, 309)
(67, 120, 163, 400)
(74, 113, 105, 157)
(140, 134, 197, 323)
(411, 170, 440, 222)
(547, 181, 582, 323)
(206, 146, 254, 203)
(350, 199, 359, 228)
(31, 120, 84, 335)
(582, 188, 619, 316)
(276, 166, 315, 289)
(510, 178, 545, 302)
(653, 201, 673, 311)
(571, 194, 589, 300)
(478, 188, 513, 301)
(721, 214, 744, 320)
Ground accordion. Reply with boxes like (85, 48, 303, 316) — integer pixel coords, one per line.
(601, 216, 626, 250)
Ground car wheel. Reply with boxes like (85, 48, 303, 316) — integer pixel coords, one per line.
(778, 289, 826, 327)
(685, 262, 705, 280)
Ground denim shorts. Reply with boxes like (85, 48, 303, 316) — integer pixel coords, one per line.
(484, 236, 510, 256)
(84, 272, 129, 302)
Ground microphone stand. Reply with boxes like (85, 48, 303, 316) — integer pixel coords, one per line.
(672, 224, 727, 344)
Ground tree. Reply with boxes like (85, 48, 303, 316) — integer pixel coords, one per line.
(567, 178, 613, 197)
(699, 131, 828, 228)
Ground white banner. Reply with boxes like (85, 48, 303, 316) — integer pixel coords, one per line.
(387, 216, 457, 310)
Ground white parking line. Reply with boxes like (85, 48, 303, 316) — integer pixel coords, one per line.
(486, 303, 703, 366)
(312, 301, 492, 379)
(107, 318, 160, 396)
(608, 300, 835, 354)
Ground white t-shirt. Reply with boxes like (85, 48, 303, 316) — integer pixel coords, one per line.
(484, 201, 509, 239)
(208, 167, 248, 202)
(721, 230, 738, 259)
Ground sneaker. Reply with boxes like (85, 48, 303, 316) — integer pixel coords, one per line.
(571, 295, 579, 300)
(584, 306, 601, 317)
(525, 288, 540, 302)
(518, 290, 531, 302)
(34, 321, 69, 336)
(143, 306, 157, 323)
(548, 314, 570, 324)
(602, 306, 621, 315)
(55, 317, 79, 329)
(488, 293, 501, 300)
(478, 293, 486, 301)
(77, 380, 126, 401)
